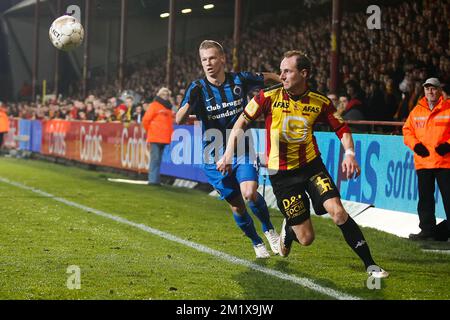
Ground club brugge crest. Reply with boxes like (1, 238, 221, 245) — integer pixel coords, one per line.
(233, 86, 242, 96)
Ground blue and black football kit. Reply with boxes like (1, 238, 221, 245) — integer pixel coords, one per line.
(181, 72, 264, 200)
(180, 71, 276, 247)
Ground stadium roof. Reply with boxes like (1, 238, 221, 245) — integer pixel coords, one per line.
(3, 0, 235, 18)
(3, 0, 38, 14)
(2, 0, 316, 19)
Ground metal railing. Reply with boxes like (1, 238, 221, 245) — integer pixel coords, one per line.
(186, 116, 406, 135)
(343, 120, 404, 134)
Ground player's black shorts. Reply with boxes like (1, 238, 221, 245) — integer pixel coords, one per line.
(269, 157, 340, 226)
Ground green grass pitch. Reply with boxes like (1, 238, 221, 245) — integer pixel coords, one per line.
(0, 157, 449, 300)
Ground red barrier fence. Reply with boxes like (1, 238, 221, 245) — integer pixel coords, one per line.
(3, 118, 406, 174)
(3, 119, 19, 149)
(40, 120, 150, 173)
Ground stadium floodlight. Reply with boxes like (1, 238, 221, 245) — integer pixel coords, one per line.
(204, 4, 214, 10)
(181, 8, 192, 14)
(160, 12, 170, 18)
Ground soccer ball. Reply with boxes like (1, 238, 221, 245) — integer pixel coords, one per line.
(49, 15, 84, 51)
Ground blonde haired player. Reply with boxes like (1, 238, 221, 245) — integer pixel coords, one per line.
(177, 40, 281, 258)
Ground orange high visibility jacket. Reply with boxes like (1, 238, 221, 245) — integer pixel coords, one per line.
(403, 96, 450, 169)
(0, 107, 9, 133)
(142, 99, 174, 144)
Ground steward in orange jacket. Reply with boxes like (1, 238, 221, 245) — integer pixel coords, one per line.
(142, 93, 174, 144)
(0, 103, 9, 148)
(0, 105, 9, 134)
(402, 78, 450, 241)
(142, 88, 174, 185)
(403, 96, 450, 169)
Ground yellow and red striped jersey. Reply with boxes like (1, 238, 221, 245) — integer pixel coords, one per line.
(243, 87, 350, 171)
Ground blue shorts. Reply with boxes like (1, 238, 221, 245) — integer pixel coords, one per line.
(204, 162, 258, 200)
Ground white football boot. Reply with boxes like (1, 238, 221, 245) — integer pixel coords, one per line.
(264, 229, 280, 255)
(278, 219, 293, 257)
(367, 265, 390, 279)
(253, 243, 271, 259)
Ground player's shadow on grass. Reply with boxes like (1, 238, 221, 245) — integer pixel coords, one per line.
(228, 259, 388, 300)
(345, 263, 388, 300)
(226, 268, 331, 300)
(221, 259, 369, 300)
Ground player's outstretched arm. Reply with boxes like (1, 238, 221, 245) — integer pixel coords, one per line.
(217, 114, 251, 174)
(262, 72, 281, 85)
(175, 103, 192, 125)
(340, 132, 361, 179)
(176, 84, 201, 124)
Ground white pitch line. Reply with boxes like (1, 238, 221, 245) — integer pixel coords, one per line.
(0, 176, 361, 300)
(422, 249, 450, 255)
(107, 178, 148, 185)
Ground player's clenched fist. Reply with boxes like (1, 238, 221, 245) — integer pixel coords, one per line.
(216, 156, 232, 175)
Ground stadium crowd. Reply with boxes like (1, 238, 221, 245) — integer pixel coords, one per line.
(5, 0, 449, 125)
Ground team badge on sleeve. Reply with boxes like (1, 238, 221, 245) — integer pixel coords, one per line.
(233, 86, 242, 96)
(245, 99, 260, 119)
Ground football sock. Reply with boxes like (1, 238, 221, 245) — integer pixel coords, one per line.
(232, 211, 263, 246)
(338, 216, 376, 269)
(286, 224, 299, 243)
(248, 192, 274, 232)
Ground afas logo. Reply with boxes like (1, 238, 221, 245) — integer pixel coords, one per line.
(302, 105, 320, 113)
(273, 101, 289, 109)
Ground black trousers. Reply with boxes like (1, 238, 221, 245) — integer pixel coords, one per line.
(417, 168, 450, 232)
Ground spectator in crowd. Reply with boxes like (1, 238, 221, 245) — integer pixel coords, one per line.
(109, 97, 121, 109)
(336, 95, 348, 116)
(175, 93, 184, 108)
(11, 0, 450, 124)
(124, 95, 135, 122)
(327, 93, 339, 109)
(0, 102, 9, 150)
(104, 109, 116, 122)
(85, 102, 96, 121)
(142, 98, 153, 112)
(382, 79, 400, 121)
(69, 102, 80, 120)
(365, 81, 385, 121)
(342, 80, 368, 132)
(142, 87, 174, 186)
(343, 80, 366, 118)
(95, 107, 106, 122)
(403, 78, 450, 241)
(115, 103, 128, 123)
(78, 111, 87, 121)
(395, 91, 412, 121)
(132, 104, 145, 123)
(442, 83, 449, 101)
